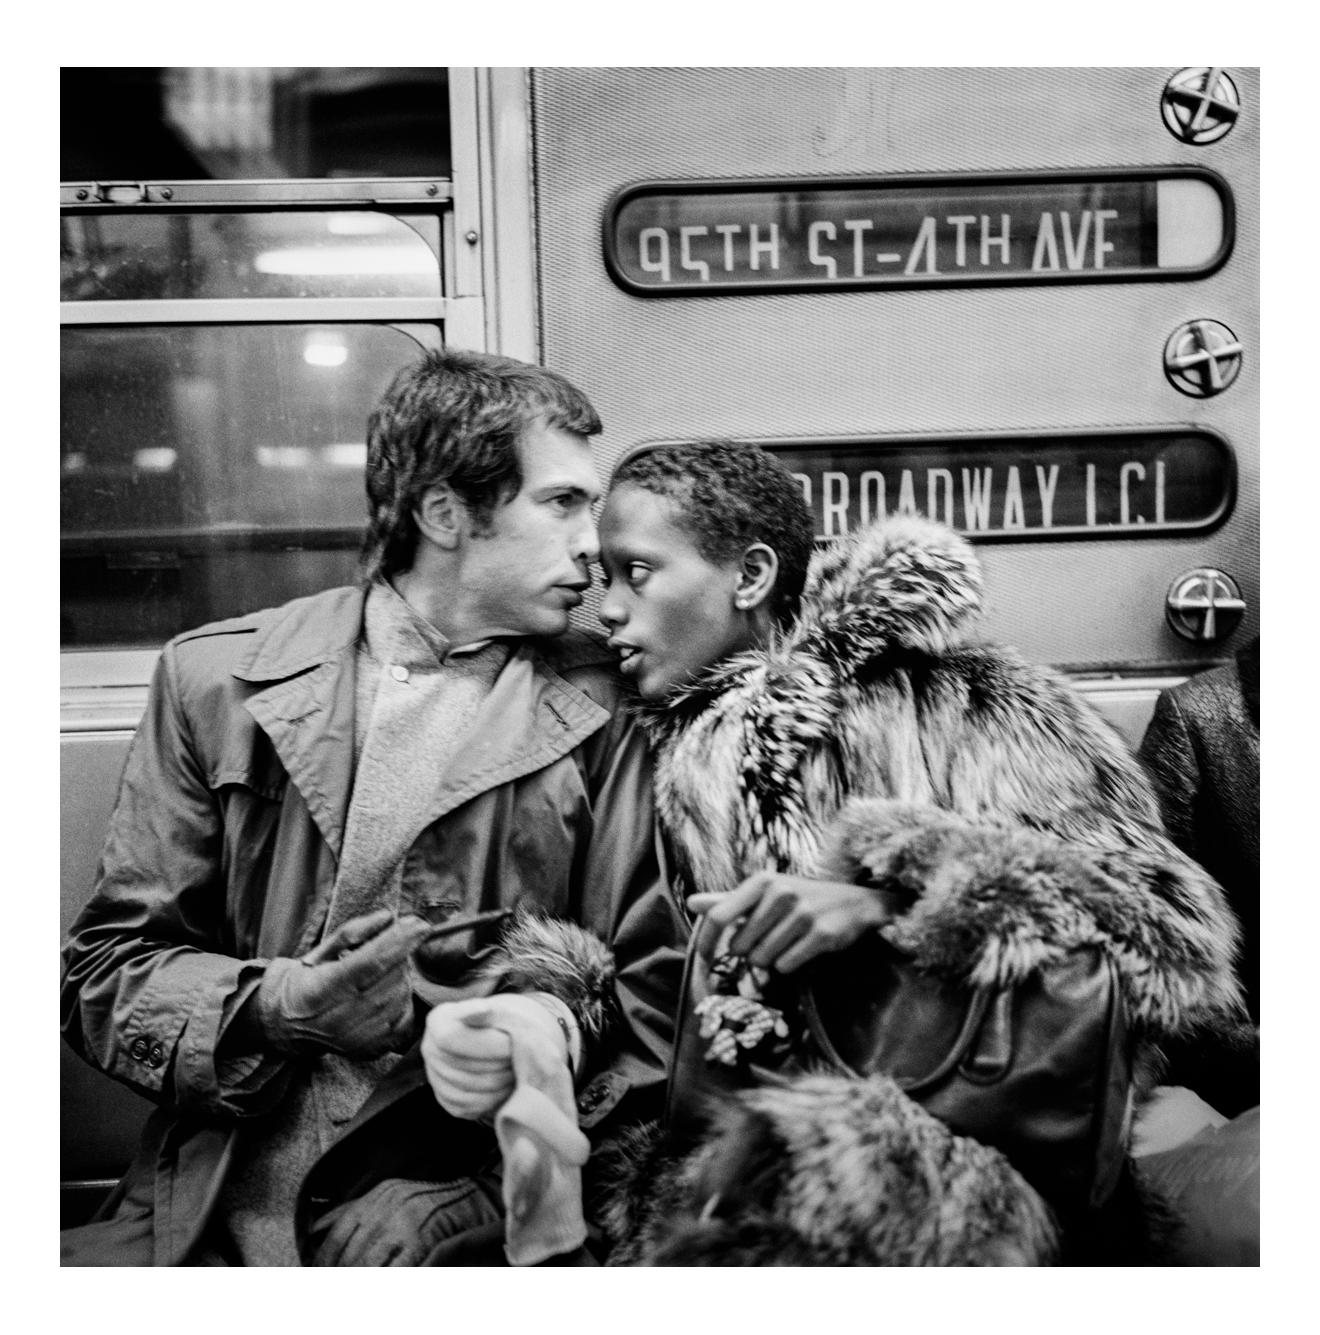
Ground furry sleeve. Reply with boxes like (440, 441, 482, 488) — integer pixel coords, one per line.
(478, 913, 620, 1048)
(819, 799, 1245, 1042)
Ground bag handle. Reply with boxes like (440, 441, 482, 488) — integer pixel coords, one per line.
(800, 974, 997, 1094)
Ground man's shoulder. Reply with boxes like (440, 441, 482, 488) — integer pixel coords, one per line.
(533, 628, 617, 673)
(529, 630, 634, 712)
(166, 586, 362, 674)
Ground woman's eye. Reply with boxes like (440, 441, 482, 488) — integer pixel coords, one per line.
(627, 564, 650, 586)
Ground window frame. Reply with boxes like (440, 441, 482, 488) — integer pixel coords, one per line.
(61, 177, 456, 699)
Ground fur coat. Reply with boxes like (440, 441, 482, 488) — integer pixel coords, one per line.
(593, 516, 1245, 1267)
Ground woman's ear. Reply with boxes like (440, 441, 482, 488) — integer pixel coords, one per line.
(413, 484, 464, 551)
(735, 543, 779, 612)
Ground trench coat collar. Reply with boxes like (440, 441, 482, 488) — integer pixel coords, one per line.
(231, 584, 611, 862)
(232, 584, 366, 684)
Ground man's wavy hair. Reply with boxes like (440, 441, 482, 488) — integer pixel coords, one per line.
(359, 347, 602, 581)
(610, 440, 815, 626)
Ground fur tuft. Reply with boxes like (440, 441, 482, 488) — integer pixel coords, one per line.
(796, 515, 983, 666)
(613, 1074, 1058, 1266)
(479, 912, 618, 1043)
(820, 798, 1245, 1041)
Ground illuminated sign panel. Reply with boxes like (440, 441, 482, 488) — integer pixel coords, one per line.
(604, 169, 1232, 295)
(753, 430, 1234, 542)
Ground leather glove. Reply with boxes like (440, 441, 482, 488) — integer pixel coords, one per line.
(252, 908, 431, 1059)
(308, 1173, 504, 1267)
(421, 993, 571, 1121)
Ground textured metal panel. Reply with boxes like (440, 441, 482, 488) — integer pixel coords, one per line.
(531, 67, 1258, 669)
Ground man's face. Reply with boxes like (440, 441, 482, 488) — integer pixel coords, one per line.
(598, 484, 755, 699)
(456, 419, 601, 638)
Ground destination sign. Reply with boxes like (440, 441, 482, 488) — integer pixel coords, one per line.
(604, 169, 1231, 295)
(749, 429, 1234, 542)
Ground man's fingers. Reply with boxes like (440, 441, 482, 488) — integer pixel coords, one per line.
(302, 908, 396, 965)
(330, 916, 432, 990)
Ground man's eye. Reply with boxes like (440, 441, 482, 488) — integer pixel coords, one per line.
(549, 494, 575, 512)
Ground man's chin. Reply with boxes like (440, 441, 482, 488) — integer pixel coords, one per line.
(530, 609, 572, 638)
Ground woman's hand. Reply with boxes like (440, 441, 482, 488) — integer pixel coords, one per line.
(687, 873, 902, 974)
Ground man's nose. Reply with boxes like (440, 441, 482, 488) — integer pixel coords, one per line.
(573, 511, 600, 568)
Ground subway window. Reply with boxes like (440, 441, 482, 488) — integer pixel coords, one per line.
(60, 67, 453, 651)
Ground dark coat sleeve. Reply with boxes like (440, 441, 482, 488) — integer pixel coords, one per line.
(569, 710, 687, 1135)
(1138, 688, 1201, 859)
(60, 644, 293, 1117)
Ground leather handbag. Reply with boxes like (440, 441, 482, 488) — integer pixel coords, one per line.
(665, 916, 1133, 1215)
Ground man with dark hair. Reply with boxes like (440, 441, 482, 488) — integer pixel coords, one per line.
(61, 347, 682, 1266)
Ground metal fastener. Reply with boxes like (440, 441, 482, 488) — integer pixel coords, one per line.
(1165, 568, 1246, 642)
(159, 187, 173, 200)
(1161, 67, 1241, 145)
(465, 230, 479, 245)
(1163, 320, 1243, 398)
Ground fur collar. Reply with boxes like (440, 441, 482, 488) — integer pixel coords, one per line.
(634, 518, 986, 894)
(640, 515, 982, 729)
(638, 515, 1243, 1044)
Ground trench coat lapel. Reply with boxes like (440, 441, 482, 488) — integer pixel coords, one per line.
(415, 643, 610, 827)
(228, 589, 612, 862)
(233, 586, 364, 864)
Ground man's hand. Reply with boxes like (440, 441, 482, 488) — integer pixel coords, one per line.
(252, 908, 431, 1059)
(308, 1174, 503, 1267)
(422, 994, 569, 1121)
(688, 873, 901, 974)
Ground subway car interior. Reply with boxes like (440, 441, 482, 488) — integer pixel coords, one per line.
(60, 67, 1258, 1261)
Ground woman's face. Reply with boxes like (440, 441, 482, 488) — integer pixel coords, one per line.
(598, 484, 756, 699)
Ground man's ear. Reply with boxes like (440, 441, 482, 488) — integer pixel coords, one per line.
(736, 543, 779, 611)
(413, 484, 464, 551)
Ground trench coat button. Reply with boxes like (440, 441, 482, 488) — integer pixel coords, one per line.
(147, 1043, 165, 1068)
(129, 1037, 149, 1062)
(390, 664, 410, 683)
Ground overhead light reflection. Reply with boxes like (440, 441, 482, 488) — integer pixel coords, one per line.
(135, 448, 178, 472)
(323, 443, 368, 468)
(304, 340, 348, 367)
(326, 214, 393, 236)
(257, 446, 312, 469)
(255, 245, 435, 276)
